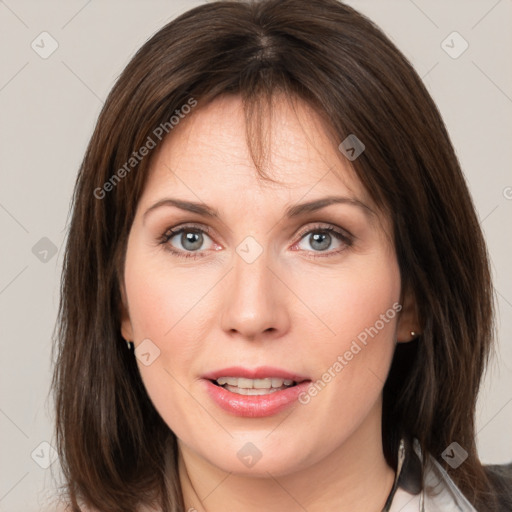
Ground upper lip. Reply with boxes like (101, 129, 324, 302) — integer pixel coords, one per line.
(202, 366, 310, 383)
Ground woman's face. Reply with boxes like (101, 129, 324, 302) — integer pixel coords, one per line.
(121, 94, 412, 476)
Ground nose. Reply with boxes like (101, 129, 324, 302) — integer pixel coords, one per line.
(219, 246, 291, 341)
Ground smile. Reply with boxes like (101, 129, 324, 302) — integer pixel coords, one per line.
(213, 376, 297, 395)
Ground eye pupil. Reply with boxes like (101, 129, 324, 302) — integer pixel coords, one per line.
(182, 231, 203, 250)
(310, 232, 331, 251)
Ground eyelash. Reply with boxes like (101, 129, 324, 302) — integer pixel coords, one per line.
(157, 222, 354, 260)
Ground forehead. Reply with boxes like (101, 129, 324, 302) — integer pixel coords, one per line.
(141, 94, 371, 209)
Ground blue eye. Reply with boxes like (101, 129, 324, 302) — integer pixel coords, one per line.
(158, 223, 353, 260)
(159, 224, 213, 259)
(293, 225, 353, 258)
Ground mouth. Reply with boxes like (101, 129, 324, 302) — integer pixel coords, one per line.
(209, 376, 302, 395)
(202, 366, 312, 417)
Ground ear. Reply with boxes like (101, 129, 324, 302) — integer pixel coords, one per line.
(396, 281, 421, 343)
(119, 283, 134, 342)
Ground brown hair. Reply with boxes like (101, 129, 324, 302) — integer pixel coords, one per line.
(51, 0, 508, 510)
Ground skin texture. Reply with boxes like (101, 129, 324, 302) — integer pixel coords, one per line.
(120, 94, 419, 512)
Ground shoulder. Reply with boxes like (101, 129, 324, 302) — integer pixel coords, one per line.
(483, 462, 512, 509)
(407, 439, 477, 511)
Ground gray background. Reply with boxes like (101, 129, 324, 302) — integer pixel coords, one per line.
(0, 1, 511, 510)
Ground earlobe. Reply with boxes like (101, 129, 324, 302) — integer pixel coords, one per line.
(121, 316, 134, 342)
(396, 283, 421, 343)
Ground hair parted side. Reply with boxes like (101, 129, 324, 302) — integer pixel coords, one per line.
(51, 1, 506, 510)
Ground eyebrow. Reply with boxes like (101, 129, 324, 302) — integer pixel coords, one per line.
(143, 195, 375, 223)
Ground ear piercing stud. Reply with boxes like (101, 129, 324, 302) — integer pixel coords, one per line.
(410, 331, 416, 337)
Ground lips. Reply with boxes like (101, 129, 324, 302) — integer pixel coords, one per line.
(202, 366, 312, 417)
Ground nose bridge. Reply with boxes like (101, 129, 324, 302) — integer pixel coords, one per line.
(219, 238, 289, 339)
(233, 243, 272, 301)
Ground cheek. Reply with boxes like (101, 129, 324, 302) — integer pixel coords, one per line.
(292, 251, 400, 410)
(291, 250, 401, 347)
(123, 249, 213, 435)
(124, 242, 208, 346)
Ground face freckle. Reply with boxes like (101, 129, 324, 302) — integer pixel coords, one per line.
(120, 93, 403, 478)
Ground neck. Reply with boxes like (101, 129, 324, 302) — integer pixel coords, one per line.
(177, 401, 395, 512)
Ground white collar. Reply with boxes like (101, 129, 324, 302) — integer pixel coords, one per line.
(387, 439, 478, 512)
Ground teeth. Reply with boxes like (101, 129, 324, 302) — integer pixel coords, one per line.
(215, 377, 295, 389)
(223, 385, 286, 395)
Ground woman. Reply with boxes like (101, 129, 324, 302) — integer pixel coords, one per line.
(51, 0, 512, 510)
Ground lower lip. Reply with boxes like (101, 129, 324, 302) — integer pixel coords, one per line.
(203, 379, 312, 417)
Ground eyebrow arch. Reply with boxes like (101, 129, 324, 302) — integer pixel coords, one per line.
(285, 196, 375, 218)
(144, 198, 219, 222)
(143, 195, 375, 223)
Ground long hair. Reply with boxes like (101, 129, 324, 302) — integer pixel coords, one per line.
(51, 0, 505, 510)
